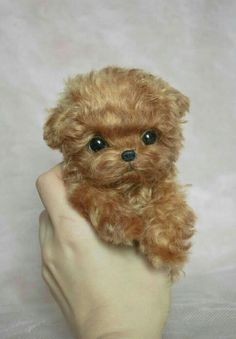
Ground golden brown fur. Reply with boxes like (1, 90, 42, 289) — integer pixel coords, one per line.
(43, 66, 196, 279)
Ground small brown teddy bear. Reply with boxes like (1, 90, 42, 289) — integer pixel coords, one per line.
(43, 66, 196, 278)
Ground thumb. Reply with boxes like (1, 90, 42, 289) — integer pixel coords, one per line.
(35, 163, 86, 229)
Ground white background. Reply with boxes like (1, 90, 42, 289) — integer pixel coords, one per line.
(0, 1, 236, 338)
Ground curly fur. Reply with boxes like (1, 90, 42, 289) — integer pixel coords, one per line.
(43, 66, 196, 279)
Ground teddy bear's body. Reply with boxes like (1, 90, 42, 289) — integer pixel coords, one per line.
(44, 66, 196, 278)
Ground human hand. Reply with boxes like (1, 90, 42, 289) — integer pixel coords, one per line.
(36, 164, 171, 339)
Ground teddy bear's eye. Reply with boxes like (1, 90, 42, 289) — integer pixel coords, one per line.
(141, 130, 158, 145)
(88, 136, 108, 152)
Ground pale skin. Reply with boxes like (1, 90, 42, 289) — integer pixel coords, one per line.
(36, 164, 171, 339)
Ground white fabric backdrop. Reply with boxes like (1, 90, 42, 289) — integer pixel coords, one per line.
(1, 0, 236, 338)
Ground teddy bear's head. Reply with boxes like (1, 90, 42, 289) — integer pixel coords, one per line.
(44, 66, 189, 187)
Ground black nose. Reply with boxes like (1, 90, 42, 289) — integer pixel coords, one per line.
(121, 149, 136, 162)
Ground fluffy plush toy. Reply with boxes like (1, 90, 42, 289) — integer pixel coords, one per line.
(44, 66, 196, 279)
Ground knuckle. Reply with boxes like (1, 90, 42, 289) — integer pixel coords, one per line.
(41, 246, 54, 266)
(35, 174, 44, 190)
(35, 172, 50, 190)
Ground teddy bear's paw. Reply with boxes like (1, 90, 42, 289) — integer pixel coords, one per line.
(169, 266, 185, 282)
(95, 222, 133, 246)
(143, 251, 165, 270)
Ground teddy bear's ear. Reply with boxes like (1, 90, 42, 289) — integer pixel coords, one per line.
(167, 87, 190, 118)
(43, 106, 65, 150)
(175, 90, 190, 117)
(152, 75, 190, 118)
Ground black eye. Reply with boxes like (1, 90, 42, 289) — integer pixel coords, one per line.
(141, 130, 158, 145)
(88, 136, 108, 152)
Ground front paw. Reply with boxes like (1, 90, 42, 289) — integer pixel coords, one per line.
(90, 205, 144, 246)
(142, 250, 184, 281)
(139, 227, 188, 280)
(98, 222, 133, 246)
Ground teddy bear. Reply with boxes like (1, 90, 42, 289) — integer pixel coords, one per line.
(43, 66, 196, 278)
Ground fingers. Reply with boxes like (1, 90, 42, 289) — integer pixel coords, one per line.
(42, 266, 73, 322)
(36, 163, 67, 222)
(36, 163, 84, 226)
(39, 211, 74, 323)
(39, 210, 52, 245)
